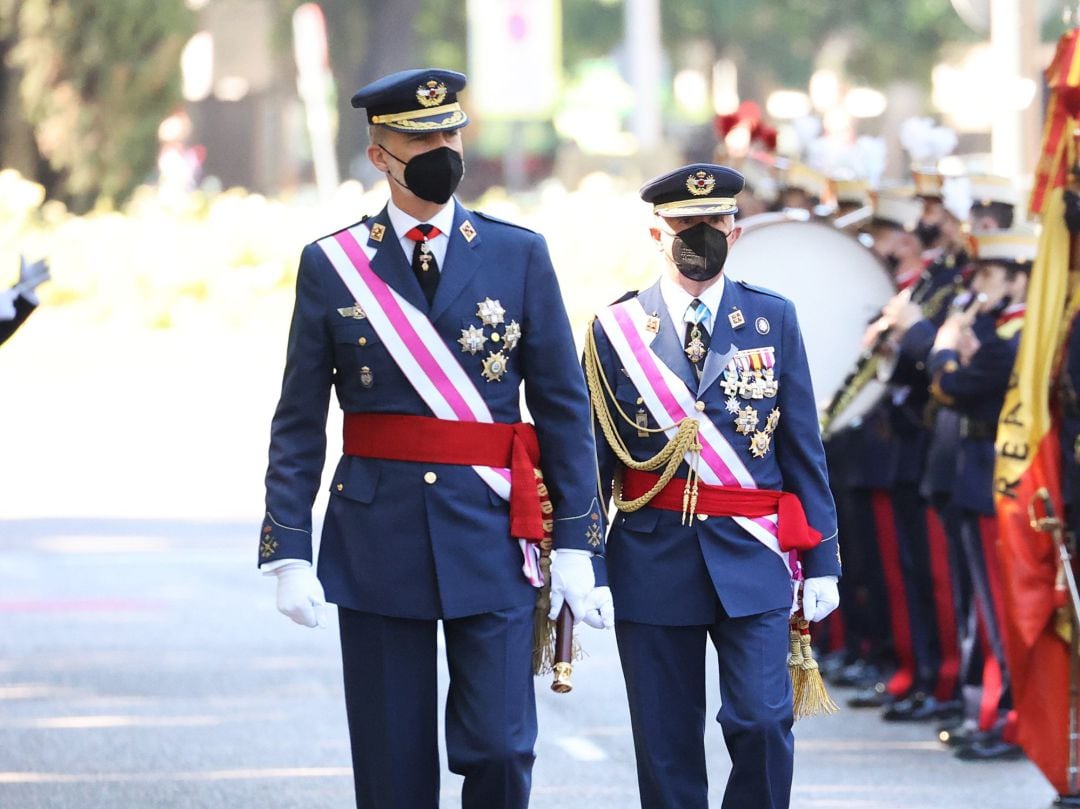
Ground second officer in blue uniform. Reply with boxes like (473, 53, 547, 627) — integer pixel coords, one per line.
(585, 164, 841, 809)
(258, 68, 612, 809)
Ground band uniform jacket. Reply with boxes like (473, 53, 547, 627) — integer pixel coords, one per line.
(591, 279, 840, 625)
(259, 200, 604, 620)
(928, 309, 1022, 515)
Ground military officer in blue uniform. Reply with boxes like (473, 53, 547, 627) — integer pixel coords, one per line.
(258, 68, 612, 809)
(585, 164, 841, 809)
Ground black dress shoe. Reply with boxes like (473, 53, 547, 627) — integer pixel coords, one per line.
(1053, 794, 1080, 807)
(847, 682, 893, 709)
(953, 734, 1024, 761)
(832, 659, 876, 687)
(938, 720, 979, 747)
(883, 692, 946, 722)
(929, 698, 963, 721)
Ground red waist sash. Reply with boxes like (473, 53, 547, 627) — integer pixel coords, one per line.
(343, 413, 545, 541)
(620, 468, 822, 552)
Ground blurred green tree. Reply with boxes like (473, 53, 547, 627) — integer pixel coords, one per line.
(665, 1, 977, 96)
(0, 0, 194, 211)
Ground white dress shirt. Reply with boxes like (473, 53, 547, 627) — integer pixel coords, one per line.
(386, 197, 456, 271)
(659, 271, 726, 335)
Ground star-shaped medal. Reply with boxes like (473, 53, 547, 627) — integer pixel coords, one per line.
(766, 408, 781, 433)
(750, 431, 772, 458)
(503, 320, 522, 351)
(458, 325, 487, 355)
(735, 406, 759, 436)
(477, 298, 506, 326)
(725, 395, 740, 415)
(481, 351, 508, 382)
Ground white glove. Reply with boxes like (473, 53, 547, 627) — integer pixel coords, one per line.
(581, 585, 614, 630)
(801, 575, 840, 623)
(273, 561, 329, 628)
(548, 549, 595, 626)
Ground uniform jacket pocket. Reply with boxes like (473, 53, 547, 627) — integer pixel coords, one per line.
(329, 456, 381, 504)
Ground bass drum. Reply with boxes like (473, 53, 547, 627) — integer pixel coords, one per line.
(723, 214, 896, 435)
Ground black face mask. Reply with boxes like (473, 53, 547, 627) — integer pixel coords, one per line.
(381, 145, 464, 204)
(915, 221, 941, 248)
(668, 222, 729, 282)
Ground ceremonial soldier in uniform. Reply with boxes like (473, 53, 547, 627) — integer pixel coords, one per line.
(258, 68, 612, 809)
(926, 226, 1034, 761)
(585, 164, 841, 809)
(825, 191, 920, 699)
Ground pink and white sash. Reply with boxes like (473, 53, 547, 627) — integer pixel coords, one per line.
(596, 298, 794, 570)
(318, 222, 543, 586)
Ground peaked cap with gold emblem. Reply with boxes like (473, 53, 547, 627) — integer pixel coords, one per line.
(351, 68, 469, 133)
(639, 163, 744, 218)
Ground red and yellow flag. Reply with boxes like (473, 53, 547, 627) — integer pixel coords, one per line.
(995, 32, 1080, 789)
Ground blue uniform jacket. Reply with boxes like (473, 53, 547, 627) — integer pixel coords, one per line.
(260, 201, 604, 620)
(591, 279, 840, 625)
(928, 310, 1021, 515)
(887, 261, 965, 485)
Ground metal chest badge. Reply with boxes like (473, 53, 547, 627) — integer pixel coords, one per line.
(461, 298, 521, 382)
(482, 352, 508, 382)
(720, 347, 781, 458)
(337, 304, 366, 320)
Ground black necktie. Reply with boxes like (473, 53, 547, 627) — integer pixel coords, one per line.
(407, 224, 440, 305)
(683, 298, 711, 378)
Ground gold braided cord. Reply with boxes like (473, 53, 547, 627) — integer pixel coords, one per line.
(584, 321, 701, 519)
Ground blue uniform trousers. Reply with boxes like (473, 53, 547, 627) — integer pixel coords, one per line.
(616, 607, 794, 809)
(890, 483, 942, 692)
(955, 510, 1012, 724)
(338, 604, 536, 809)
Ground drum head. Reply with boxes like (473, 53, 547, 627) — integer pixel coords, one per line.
(724, 217, 895, 418)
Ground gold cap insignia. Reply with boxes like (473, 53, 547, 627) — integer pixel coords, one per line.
(417, 80, 448, 108)
(686, 170, 716, 197)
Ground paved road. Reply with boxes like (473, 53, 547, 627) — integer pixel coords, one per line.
(0, 517, 1059, 809)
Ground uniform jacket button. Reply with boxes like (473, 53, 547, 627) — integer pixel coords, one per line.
(424, 471, 438, 484)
